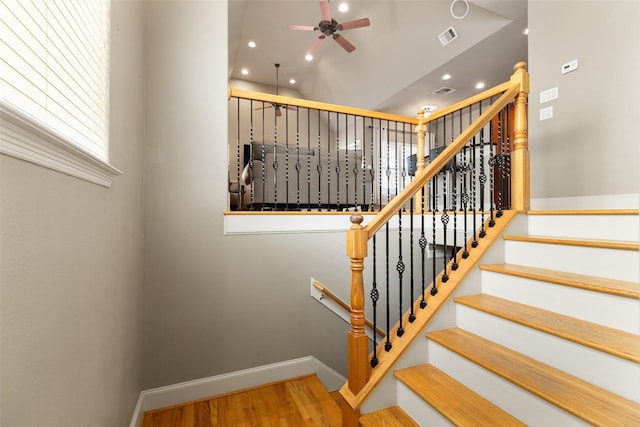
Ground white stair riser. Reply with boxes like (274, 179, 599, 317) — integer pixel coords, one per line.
(504, 241, 639, 282)
(480, 271, 640, 334)
(396, 382, 453, 427)
(528, 215, 639, 241)
(456, 305, 640, 402)
(427, 340, 589, 426)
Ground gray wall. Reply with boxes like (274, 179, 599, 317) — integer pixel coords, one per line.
(0, 2, 145, 426)
(142, 1, 349, 389)
(528, 0, 640, 200)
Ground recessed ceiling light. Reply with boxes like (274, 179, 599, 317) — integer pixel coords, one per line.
(475, 82, 485, 89)
(305, 54, 313, 61)
(241, 68, 249, 75)
(338, 2, 349, 13)
(522, 28, 529, 36)
(289, 79, 296, 84)
(248, 41, 256, 48)
(442, 73, 452, 80)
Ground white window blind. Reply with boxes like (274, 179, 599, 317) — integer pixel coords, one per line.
(1, 0, 111, 160)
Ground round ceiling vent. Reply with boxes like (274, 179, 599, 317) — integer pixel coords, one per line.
(450, 0, 469, 19)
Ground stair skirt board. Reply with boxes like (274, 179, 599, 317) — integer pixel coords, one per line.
(427, 339, 589, 426)
(129, 356, 345, 427)
(480, 270, 640, 334)
(504, 240, 639, 282)
(455, 304, 640, 402)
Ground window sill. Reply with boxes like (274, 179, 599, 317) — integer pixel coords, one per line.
(0, 102, 122, 187)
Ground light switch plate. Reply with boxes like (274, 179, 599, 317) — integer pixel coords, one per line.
(540, 87, 558, 103)
(540, 106, 553, 121)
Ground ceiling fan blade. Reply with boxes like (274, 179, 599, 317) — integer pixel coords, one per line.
(333, 33, 355, 53)
(307, 37, 325, 55)
(338, 17, 370, 31)
(319, 0, 331, 22)
(254, 103, 275, 111)
(287, 24, 316, 31)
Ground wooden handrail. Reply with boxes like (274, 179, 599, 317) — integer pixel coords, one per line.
(342, 62, 529, 426)
(312, 280, 385, 338)
(365, 84, 519, 239)
(228, 87, 417, 125)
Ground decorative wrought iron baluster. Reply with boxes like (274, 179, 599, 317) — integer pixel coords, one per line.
(488, 98, 496, 227)
(396, 209, 405, 337)
(441, 147, 449, 284)
(261, 106, 267, 210)
(235, 99, 241, 210)
(504, 104, 512, 210)
(345, 114, 350, 208)
(335, 113, 341, 211)
(431, 177, 438, 296)
(471, 135, 479, 247)
(450, 112, 459, 270)
(248, 101, 255, 210)
(317, 110, 322, 209)
(478, 103, 487, 238)
(295, 107, 301, 210)
(496, 107, 504, 217)
(384, 223, 392, 351)
(327, 113, 332, 210)
(385, 124, 391, 209)
(272, 111, 279, 209)
(285, 108, 290, 210)
(461, 144, 470, 259)
(370, 234, 379, 367)
(307, 109, 312, 211)
(409, 196, 416, 322)
(419, 187, 428, 308)
(369, 118, 375, 211)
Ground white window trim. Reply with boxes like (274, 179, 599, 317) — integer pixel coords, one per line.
(0, 100, 121, 187)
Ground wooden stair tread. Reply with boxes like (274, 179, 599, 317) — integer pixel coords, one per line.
(455, 293, 640, 363)
(359, 405, 419, 427)
(480, 263, 640, 299)
(394, 364, 525, 426)
(426, 328, 640, 426)
(503, 234, 640, 251)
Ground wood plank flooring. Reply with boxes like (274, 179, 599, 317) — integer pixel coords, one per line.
(141, 374, 341, 427)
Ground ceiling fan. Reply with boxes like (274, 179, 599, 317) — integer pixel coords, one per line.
(254, 63, 295, 117)
(287, 0, 371, 55)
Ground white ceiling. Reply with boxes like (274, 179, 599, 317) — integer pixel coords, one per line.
(229, 0, 528, 117)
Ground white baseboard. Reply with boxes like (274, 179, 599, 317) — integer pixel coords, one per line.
(129, 356, 346, 427)
(531, 193, 639, 210)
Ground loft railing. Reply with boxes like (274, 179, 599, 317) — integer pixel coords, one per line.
(227, 88, 417, 212)
(340, 62, 529, 426)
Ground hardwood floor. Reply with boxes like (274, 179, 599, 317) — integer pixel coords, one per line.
(141, 374, 341, 427)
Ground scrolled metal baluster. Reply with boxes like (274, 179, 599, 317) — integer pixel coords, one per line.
(409, 196, 416, 322)
(419, 186, 428, 308)
(307, 108, 311, 211)
(431, 176, 439, 296)
(285, 107, 290, 210)
(396, 209, 405, 337)
(384, 223, 392, 351)
(450, 113, 458, 270)
(273, 111, 279, 209)
(248, 100, 255, 210)
(370, 234, 379, 367)
(317, 110, 322, 209)
(335, 113, 341, 211)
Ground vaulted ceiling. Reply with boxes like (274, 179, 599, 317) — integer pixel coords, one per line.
(229, 0, 528, 117)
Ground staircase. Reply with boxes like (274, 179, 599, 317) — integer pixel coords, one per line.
(367, 210, 640, 426)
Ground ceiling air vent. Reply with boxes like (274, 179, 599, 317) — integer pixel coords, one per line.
(438, 26, 458, 46)
(434, 87, 456, 96)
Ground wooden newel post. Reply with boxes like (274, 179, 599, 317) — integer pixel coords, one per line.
(414, 110, 427, 213)
(343, 214, 369, 426)
(510, 61, 530, 211)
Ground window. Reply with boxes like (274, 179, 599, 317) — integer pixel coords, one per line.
(0, 0, 120, 186)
